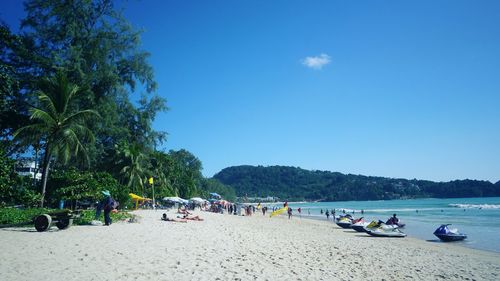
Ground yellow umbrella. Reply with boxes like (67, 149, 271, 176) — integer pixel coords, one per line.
(129, 193, 152, 210)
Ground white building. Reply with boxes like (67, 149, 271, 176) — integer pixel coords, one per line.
(15, 158, 42, 180)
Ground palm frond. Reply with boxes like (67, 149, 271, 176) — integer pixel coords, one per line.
(37, 92, 58, 118)
(30, 108, 57, 126)
(13, 124, 46, 145)
(63, 109, 100, 124)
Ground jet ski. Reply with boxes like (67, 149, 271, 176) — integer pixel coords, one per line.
(367, 226, 407, 238)
(363, 220, 398, 232)
(351, 217, 369, 232)
(433, 224, 467, 242)
(386, 221, 406, 228)
(335, 215, 353, 229)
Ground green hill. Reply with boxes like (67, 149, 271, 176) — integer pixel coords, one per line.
(213, 165, 500, 201)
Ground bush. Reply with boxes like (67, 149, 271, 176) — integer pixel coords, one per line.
(48, 169, 130, 209)
(0, 207, 54, 225)
(75, 209, 133, 225)
(0, 207, 132, 226)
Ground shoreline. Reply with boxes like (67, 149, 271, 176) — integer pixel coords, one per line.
(279, 211, 500, 255)
(1, 209, 499, 280)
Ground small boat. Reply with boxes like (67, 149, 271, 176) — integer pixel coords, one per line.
(433, 224, 467, 242)
(351, 218, 369, 232)
(367, 227, 407, 238)
(336, 216, 352, 229)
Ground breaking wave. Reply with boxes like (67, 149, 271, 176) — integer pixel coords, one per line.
(449, 203, 500, 209)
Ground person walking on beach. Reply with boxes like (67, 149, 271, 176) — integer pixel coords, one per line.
(288, 207, 293, 219)
(97, 190, 117, 226)
(325, 210, 330, 220)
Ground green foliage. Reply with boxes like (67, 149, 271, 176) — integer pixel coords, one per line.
(75, 209, 132, 225)
(1, 1, 206, 209)
(167, 149, 203, 199)
(114, 142, 147, 195)
(0, 207, 54, 225)
(0, 208, 132, 226)
(0, 23, 30, 149)
(0, 147, 41, 207)
(17, 0, 167, 161)
(144, 151, 176, 200)
(14, 72, 99, 164)
(3, 0, 167, 165)
(200, 178, 236, 202)
(214, 165, 500, 201)
(0, 147, 16, 205)
(13, 71, 99, 207)
(48, 169, 129, 209)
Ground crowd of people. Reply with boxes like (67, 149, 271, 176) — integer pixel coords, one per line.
(93, 190, 402, 228)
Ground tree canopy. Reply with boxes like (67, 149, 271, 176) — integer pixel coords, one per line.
(214, 165, 500, 202)
(0, 0, 210, 208)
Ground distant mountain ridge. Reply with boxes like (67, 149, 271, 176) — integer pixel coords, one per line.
(213, 165, 500, 201)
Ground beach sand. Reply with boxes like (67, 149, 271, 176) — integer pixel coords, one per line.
(1, 210, 499, 281)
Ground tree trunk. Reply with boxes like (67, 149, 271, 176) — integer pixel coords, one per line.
(40, 144, 51, 208)
(33, 144, 40, 186)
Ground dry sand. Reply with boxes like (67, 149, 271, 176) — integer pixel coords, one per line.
(1, 210, 499, 281)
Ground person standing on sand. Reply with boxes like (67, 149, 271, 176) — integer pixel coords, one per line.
(288, 207, 293, 219)
(98, 190, 116, 226)
(326, 210, 330, 220)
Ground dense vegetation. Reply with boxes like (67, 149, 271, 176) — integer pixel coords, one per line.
(0, 0, 230, 209)
(214, 165, 500, 202)
(0, 207, 132, 225)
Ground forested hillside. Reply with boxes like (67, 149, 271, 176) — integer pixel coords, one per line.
(213, 165, 500, 201)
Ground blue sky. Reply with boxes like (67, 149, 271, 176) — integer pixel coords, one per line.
(2, 1, 499, 182)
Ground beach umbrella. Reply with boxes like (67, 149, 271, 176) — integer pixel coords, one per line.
(189, 197, 205, 203)
(209, 192, 221, 199)
(163, 196, 186, 204)
(215, 199, 230, 206)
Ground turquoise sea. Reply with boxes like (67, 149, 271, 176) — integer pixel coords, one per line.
(284, 197, 500, 253)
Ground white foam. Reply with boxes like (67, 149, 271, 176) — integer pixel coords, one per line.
(449, 203, 500, 209)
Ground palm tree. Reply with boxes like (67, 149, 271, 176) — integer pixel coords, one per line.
(115, 142, 148, 195)
(14, 72, 99, 207)
(150, 151, 177, 197)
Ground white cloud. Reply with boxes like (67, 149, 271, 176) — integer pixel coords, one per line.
(302, 53, 331, 70)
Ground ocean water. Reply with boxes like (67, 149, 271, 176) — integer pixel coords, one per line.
(283, 197, 500, 253)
